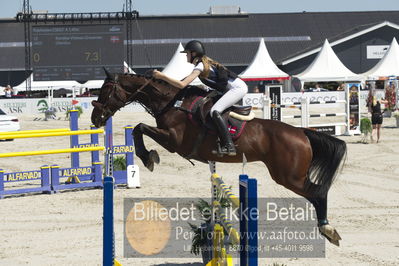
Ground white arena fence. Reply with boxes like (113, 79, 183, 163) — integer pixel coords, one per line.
(243, 88, 365, 135)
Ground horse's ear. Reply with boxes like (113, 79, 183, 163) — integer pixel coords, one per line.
(103, 67, 113, 80)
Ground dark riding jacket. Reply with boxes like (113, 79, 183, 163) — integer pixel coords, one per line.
(197, 63, 237, 93)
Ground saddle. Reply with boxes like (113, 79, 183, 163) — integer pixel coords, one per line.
(187, 90, 254, 140)
(176, 88, 254, 160)
(198, 90, 254, 121)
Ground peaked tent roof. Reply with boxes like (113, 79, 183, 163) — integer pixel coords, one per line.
(123, 61, 136, 74)
(294, 39, 360, 82)
(162, 43, 202, 85)
(239, 38, 289, 80)
(361, 37, 399, 79)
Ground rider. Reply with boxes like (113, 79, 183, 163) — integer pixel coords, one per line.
(153, 40, 248, 156)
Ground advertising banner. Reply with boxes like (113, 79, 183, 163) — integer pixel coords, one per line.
(0, 97, 145, 116)
(243, 93, 264, 109)
(268, 86, 282, 121)
(347, 83, 361, 134)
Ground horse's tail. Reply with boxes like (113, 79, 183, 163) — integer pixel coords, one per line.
(303, 129, 347, 197)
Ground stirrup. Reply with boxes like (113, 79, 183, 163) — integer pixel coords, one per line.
(225, 146, 237, 156)
(212, 142, 236, 157)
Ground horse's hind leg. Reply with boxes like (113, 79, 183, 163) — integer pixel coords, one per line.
(305, 192, 342, 246)
(285, 179, 342, 246)
(268, 167, 342, 246)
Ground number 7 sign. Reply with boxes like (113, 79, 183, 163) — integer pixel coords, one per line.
(127, 165, 140, 188)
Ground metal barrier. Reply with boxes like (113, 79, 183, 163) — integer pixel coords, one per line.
(0, 110, 135, 198)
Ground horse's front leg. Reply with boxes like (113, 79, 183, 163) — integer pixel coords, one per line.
(133, 123, 175, 171)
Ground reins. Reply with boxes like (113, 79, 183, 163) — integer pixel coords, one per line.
(117, 77, 176, 118)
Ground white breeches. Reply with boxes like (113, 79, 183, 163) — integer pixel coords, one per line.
(210, 78, 248, 116)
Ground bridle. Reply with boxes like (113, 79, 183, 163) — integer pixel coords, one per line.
(98, 73, 181, 120)
(98, 78, 150, 118)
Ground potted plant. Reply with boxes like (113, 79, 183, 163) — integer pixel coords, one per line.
(384, 85, 396, 117)
(393, 110, 399, 128)
(189, 193, 232, 264)
(188, 199, 213, 265)
(360, 117, 372, 143)
(113, 155, 127, 171)
(65, 106, 83, 119)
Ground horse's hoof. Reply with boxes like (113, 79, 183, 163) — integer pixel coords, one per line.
(319, 224, 342, 246)
(145, 161, 154, 172)
(149, 150, 160, 164)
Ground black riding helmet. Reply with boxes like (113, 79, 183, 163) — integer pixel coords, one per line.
(181, 40, 205, 56)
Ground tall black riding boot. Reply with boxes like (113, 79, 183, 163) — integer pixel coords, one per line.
(211, 111, 236, 156)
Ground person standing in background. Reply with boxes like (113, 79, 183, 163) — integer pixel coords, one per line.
(4, 85, 13, 98)
(337, 83, 345, 91)
(367, 89, 388, 143)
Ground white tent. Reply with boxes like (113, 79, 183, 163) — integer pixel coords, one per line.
(239, 38, 289, 80)
(162, 43, 202, 86)
(295, 39, 360, 82)
(123, 61, 136, 74)
(14, 61, 136, 91)
(361, 37, 399, 80)
(13, 76, 81, 92)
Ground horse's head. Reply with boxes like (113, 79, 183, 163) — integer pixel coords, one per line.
(91, 69, 145, 127)
(91, 71, 119, 127)
(91, 68, 178, 127)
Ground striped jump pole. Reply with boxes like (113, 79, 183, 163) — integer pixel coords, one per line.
(309, 113, 347, 118)
(270, 103, 301, 108)
(103, 146, 121, 266)
(309, 100, 346, 104)
(209, 172, 258, 266)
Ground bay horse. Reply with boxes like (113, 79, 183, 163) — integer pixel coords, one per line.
(91, 70, 346, 246)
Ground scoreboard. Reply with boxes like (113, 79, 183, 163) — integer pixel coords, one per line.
(32, 24, 124, 81)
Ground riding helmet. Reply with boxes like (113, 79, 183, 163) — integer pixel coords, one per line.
(181, 40, 205, 56)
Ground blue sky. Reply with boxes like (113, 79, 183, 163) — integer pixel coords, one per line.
(1, 0, 398, 18)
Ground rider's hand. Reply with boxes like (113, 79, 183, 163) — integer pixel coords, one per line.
(152, 70, 163, 80)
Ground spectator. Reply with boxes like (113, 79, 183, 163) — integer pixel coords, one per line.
(82, 88, 92, 97)
(4, 85, 13, 98)
(313, 83, 325, 92)
(384, 82, 396, 112)
(337, 83, 345, 91)
(366, 89, 388, 143)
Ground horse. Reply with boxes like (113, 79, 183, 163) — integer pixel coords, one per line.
(91, 70, 346, 246)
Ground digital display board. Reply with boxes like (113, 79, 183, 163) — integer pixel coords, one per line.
(32, 24, 124, 81)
